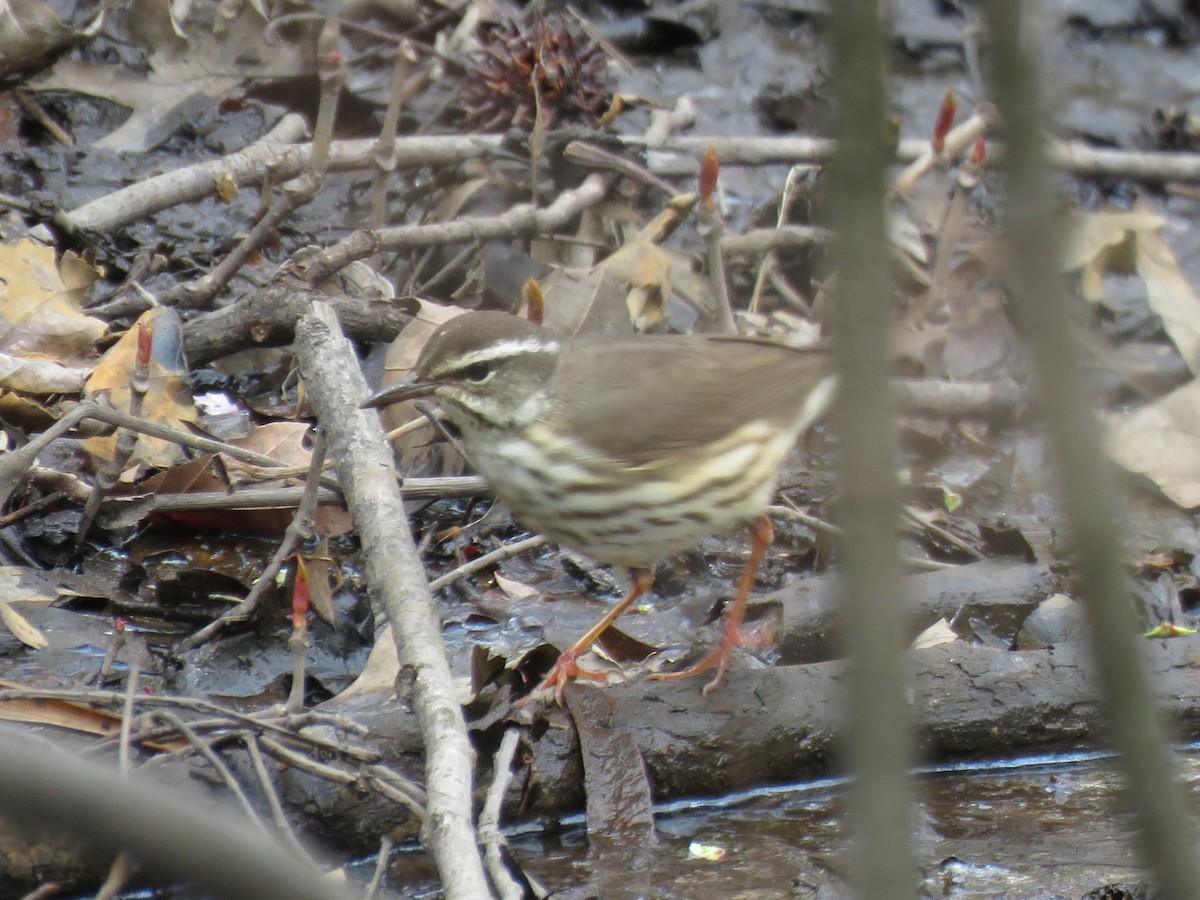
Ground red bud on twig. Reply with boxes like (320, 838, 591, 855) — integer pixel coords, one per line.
(291, 557, 311, 629)
(523, 278, 545, 326)
(931, 89, 956, 153)
(135, 322, 153, 370)
(970, 136, 986, 166)
(699, 144, 719, 208)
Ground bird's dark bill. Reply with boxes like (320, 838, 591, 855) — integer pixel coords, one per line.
(360, 379, 435, 409)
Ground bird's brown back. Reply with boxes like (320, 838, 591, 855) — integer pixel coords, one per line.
(546, 334, 830, 468)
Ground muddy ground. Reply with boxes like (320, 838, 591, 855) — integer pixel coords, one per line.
(4, 0, 1200, 897)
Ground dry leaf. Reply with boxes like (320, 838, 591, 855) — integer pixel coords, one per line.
(305, 537, 337, 624)
(377, 300, 468, 475)
(83, 306, 197, 470)
(912, 617, 958, 650)
(601, 238, 674, 329)
(324, 624, 399, 707)
(130, 423, 353, 537)
(594, 193, 712, 330)
(0, 240, 105, 364)
(0, 678, 185, 748)
(1063, 211, 1200, 373)
(1136, 226, 1200, 374)
(0, 599, 46, 650)
(538, 265, 635, 337)
(28, 1, 316, 151)
(0, 352, 90, 394)
(0, 567, 53, 650)
(1106, 378, 1200, 508)
(494, 572, 539, 602)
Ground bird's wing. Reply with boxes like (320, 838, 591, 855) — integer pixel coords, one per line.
(548, 334, 831, 468)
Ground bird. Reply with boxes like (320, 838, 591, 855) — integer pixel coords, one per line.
(362, 310, 835, 701)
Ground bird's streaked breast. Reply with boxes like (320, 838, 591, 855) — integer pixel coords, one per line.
(462, 418, 801, 567)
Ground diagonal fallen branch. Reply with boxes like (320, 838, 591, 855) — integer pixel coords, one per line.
(293, 301, 491, 900)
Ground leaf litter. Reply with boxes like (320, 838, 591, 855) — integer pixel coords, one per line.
(3, 0, 1200, 896)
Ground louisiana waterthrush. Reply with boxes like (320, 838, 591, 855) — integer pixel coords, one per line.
(362, 311, 835, 700)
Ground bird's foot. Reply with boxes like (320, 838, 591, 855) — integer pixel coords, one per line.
(650, 618, 772, 695)
(516, 647, 608, 707)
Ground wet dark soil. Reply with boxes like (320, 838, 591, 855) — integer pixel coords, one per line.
(6, 0, 1200, 897)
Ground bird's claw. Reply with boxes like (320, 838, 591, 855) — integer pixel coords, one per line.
(515, 648, 608, 707)
(649, 618, 762, 694)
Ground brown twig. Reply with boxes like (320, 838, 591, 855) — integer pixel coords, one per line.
(986, 6, 1200, 895)
(255, 736, 427, 820)
(78, 322, 153, 544)
(295, 172, 610, 285)
(364, 836, 394, 900)
(696, 145, 736, 333)
(94, 664, 142, 900)
(3, 687, 377, 765)
(827, 1, 916, 890)
(477, 726, 534, 900)
(61, 127, 1200, 239)
(904, 143, 986, 330)
(178, 427, 327, 651)
(17, 884, 63, 900)
(719, 224, 833, 257)
(748, 165, 816, 313)
(89, 616, 126, 686)
(12, 88, 72, 147)
(769, 503, 956, 572)
(0, 401, 92, 512)
(294, 302, 488, 897)
(114, 474, 485, 513)
(238, 732, 311, 858)
(427, 534, 549, 593)
(94, 851, 132, 900)
(145, 709, 265, 830)
(900, 505, 985, 562)
(287, 559, 312, 716)
(368, 42, 416, 269)
(562, 139, 679, 196)
(363, 764, 429, 818)
(891, 110, 991, 198)
(0, 490, 65, 528)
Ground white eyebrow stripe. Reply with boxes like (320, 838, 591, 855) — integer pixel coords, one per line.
(445, 339, 561, 370)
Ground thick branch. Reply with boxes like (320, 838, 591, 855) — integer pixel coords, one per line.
(292, 302, 490, 900)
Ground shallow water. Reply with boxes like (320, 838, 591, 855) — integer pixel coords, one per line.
(368, 748, 1192, 898)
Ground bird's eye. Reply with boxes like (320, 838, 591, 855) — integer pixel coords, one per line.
(462, 361, 492, 382)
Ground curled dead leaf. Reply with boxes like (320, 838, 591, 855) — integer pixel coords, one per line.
(0, 599, 47, 650)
